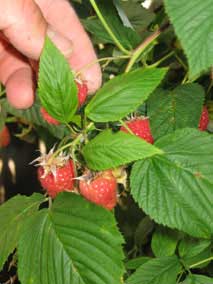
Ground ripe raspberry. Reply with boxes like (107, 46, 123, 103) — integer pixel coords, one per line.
(40, 107, 60, 125)
(38, 160, 75, 198)
(198, 106, 209, 131)
(79, 170, 117, 210)
(77, 81, 88, 106)
(0, 126, 10, 147)
(33, 148, 75, 198)
(120, 118, 154, 144)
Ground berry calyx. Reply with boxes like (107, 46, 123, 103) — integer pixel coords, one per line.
(76, 81, 88, 106)
(198, 106, 209, 131)
(33, 148, 75, 198)
(79, 170, 117, 210)
(40, 107, 60, 125)
(120, 117, 154, 144)
(0, 126, 10, 147)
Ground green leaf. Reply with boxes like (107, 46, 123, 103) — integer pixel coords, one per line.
(1, 99, 68, 139)
(125, 257, 152, 270)
(18, 193, 124, 284)
(118, 0, 155, 33)
(38, 37, 78, 123)
(84, 0, 141, 49)
(83, 18, 140, 48)
(130, 128, 213, 238)
(182, 274, 213, 284)
(151, 226, 179, 257)
(179, 237, 211, 259)
(126, 256, 181, 284)
(179, 237, 211, 268)
(0, 193, 44, 271)
(83, 18, 115, 44)
(86, 68, 167, 122)
(164, 0, 213, 79)
(113, 0, 134, 29)
(83, 129, 162, 170)
(147, 84, 205, 139)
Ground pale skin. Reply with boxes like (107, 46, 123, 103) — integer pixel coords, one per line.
(0, 0, 102, 109)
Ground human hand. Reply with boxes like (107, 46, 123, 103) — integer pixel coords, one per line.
(0, 0, 102, 109)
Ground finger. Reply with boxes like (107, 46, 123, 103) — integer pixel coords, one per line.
(0, 39, 35, 109)
(36, 0, 102, 93)
(0, 0, 73, 60)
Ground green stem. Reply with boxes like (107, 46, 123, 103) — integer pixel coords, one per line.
(49, 122, 94, 162)
(206, 67, 213, 98)
(125, 28, 162, 73)
(76, 55, 130, 76)
(174, 52, 188, 70)
(148, 51, 174, 68)
(89, 0, 130, 55)
(181, 73, 189, 84)
(189, 256, 213, 269)
(175, 256, 213, 283)
(176, 270, 184, 283)
(48, 197, 52, 209)
(119, 120, 134, 135)
(65, 123, 76, 135)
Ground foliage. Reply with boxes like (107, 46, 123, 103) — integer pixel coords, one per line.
(0, 0, 213, 283)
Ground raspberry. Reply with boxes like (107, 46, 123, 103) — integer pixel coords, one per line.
(0, 126, 10, 147)
(198, 106, 209, 131)
(33, 148, 75, 198)
(77, 81, 88, 106)
(79, 170, 117, 210)
(38, 160, 75, 198)
(120, 118, 154, 144)
(40, 107, 60, 125)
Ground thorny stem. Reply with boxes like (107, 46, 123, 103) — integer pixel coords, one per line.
(89, 0, 130, 55)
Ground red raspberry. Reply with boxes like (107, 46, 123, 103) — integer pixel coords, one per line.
(120, 118, 154, 144)
(40, 107, 60, 125)
(198, 106, 209, 131)
(0, 126, 10, 147)
(79, 170, 117, 210)
(77, 81, 88, 106)
(38, 160, 75, 198)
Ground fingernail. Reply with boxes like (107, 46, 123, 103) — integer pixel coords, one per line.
(47, 26, 73, 58)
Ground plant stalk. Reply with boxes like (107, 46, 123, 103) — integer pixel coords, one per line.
(76, 55, 130, 76)
(50, 122, 94, 161)
(89, 0, 130, 55)
(189, 256, 213, 269)
(125, 23, 169, 73)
